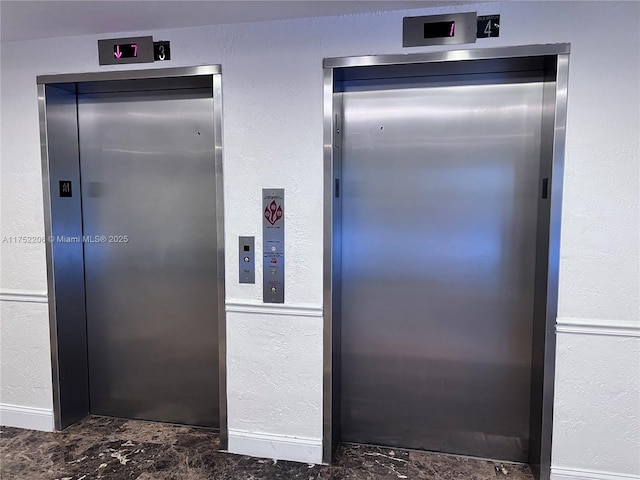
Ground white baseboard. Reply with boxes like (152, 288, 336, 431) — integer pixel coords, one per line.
(228, 429, 322, 464)
(0, 403, 54, 431)
(552, 466, 640, 480)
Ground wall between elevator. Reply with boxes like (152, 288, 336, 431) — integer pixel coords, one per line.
(1, 1, 638, 477)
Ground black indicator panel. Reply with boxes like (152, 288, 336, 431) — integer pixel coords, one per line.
(403, 12, 476, 47)
(98, 36, 153, 65)
(477, 15, 500, 38)
(113, 43, 138, 59)
(154, 41, 171, 61)
(424, 21, 455, 39)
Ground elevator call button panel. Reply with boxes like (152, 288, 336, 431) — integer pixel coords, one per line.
(263, 189, 285, 303)
(239, 236, 255, 284)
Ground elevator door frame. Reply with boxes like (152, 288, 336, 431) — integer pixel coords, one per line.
(322, 44, 569, 480)
(37, 66, 227, 447)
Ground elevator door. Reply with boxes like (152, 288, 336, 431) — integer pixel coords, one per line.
(78, 88, 218, 427)
(340, 76, 544, 461)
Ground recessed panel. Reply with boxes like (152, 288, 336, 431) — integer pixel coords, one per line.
(339, 75, 545, 461)
(79, 87, 219, 427)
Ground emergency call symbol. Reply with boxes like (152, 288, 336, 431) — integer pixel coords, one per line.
(264, 200, 283, 225)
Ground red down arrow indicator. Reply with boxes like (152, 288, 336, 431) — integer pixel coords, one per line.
(99, 37, 151, 65)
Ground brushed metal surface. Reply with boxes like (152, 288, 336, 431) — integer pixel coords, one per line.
(323, 47, 568, 479)
(323, 44, 570, 69)
(39, 67, 226, 436)
(528, 67, 556, 477)
(76, 76, 213, 95)
(40, 84, 90, 429)
(212, 72, 228, 447)
(262, 189, 285, 303)
(322, 68, 344, 464)
(78, 87, 219, 427)
(37, 65, 221, 86)
(38, 83, 59, 427)
(537, 54, 569, 480)
(239, 236, 255, 284)
(338, 75, 545, 461)
(322, 68, 335, 464)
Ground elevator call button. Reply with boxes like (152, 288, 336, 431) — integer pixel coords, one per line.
(239, 236, 255, 284)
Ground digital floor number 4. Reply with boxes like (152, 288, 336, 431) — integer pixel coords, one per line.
(477, 15, 500, 38)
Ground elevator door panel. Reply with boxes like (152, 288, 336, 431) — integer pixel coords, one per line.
(340, 79, 544, 461)
(79, 89, 218, 427)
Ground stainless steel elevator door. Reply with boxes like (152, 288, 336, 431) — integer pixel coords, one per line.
(78, 88, 218, 427)
(340, 78, 544, 461)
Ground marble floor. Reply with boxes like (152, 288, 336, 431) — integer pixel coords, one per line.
(1, 416, 534, 479)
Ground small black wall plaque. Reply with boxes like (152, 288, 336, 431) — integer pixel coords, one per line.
(477, 15, 500, 38)
(154, 41, 171, 61)
(59, 180, 72, 197)
(542, 178, 549, 199)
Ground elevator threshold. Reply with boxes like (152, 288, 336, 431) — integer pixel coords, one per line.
(340, 441, 535, 478)
(1, 415, 535, 479)
(78, 414, 220, 433)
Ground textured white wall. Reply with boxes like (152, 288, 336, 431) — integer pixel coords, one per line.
(226, 310, 323, 438)
(553, 332, 640, 477)
(1, 0, 638, 475)
(0, 301, 51, 408)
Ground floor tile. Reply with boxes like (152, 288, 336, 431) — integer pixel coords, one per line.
(493, 461, 534, 479)
(335, 443, 410, 479)
(408, 450, 498, 480)
(0, 417, 535, 480)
